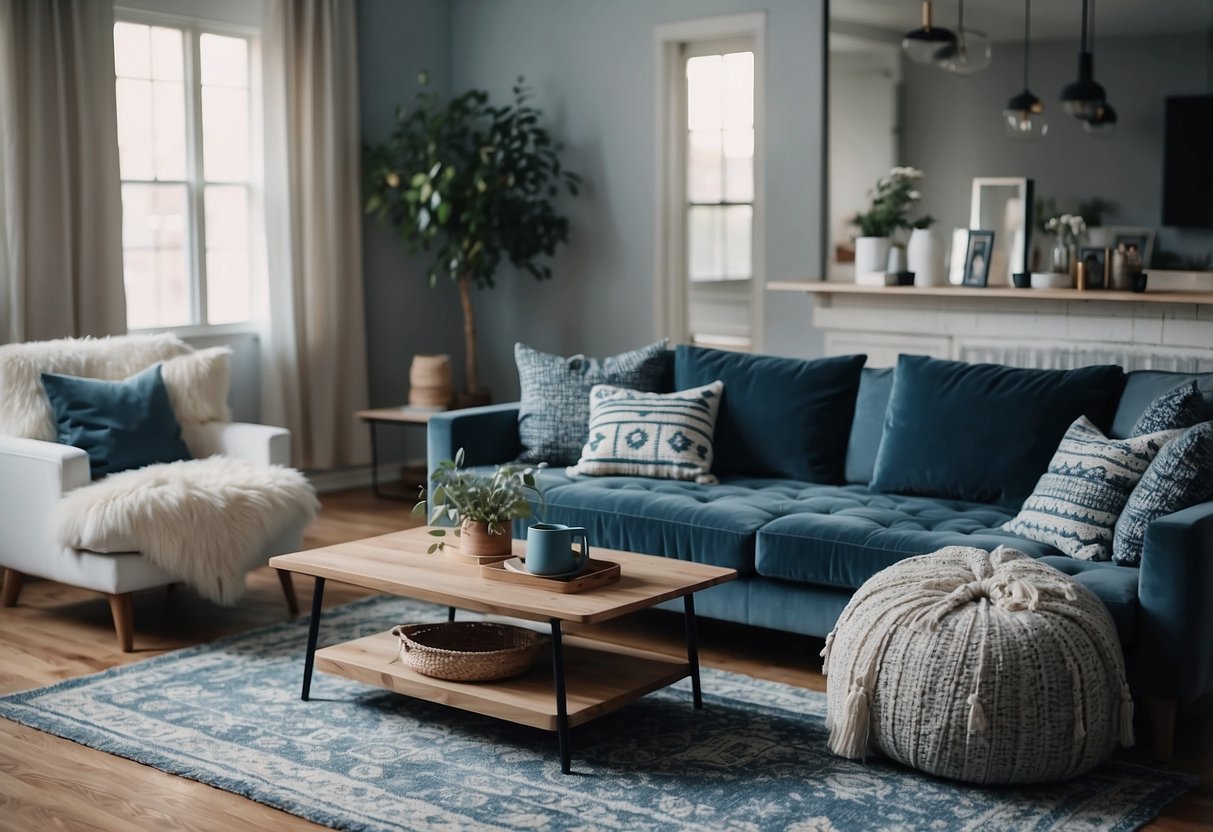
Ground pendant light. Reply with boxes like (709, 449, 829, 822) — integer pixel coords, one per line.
(1059, 0, 1106, 120)
(1080, 5, 1117, 136)
(902, 0, 957, 65)
(1003, 0, 1047, 138)
(935, 0, 992, 75)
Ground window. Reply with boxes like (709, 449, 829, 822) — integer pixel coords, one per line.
(114, 18, 256, 330)
(655, 15, 764, 353)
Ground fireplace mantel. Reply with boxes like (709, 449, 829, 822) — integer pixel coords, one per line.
(768, 279, 1213, 371)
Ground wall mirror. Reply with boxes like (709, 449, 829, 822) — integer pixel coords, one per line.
(825, 0, 1213, 283)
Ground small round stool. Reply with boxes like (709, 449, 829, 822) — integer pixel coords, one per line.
(822, 545, 1134, 784)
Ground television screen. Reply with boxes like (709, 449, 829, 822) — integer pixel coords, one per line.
(1163, 95, 1213, 229)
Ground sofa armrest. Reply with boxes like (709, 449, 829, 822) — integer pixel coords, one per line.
(0, 436, 91, 575)
(427, 403, 522, 479)
(185, 422, 291, 467)
(1135, 499, 1213, 702)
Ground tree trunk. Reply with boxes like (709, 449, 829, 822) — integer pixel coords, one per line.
(457, 272, 479, 394)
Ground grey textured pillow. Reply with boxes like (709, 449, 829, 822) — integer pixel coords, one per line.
(1131, 380, 1205, 436)
(1113, 421, 1213, 566)
(516, 340, 668, 465)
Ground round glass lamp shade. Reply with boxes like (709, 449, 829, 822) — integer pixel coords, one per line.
(1060, 53, 1105, 120)
(1084, 102, 1117, 136)
(1003, 90, 1048, 139)
(902, 26, 956, 64)
(936, 28, 992, 75)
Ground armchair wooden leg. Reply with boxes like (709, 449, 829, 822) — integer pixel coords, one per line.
(277, 569, 299, 617)
(1, 569, 23, 607)
(1144, 697, 1177, 762)
(107, 593, 134, 653)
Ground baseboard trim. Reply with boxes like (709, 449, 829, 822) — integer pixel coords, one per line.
(307, 458, 426, 495)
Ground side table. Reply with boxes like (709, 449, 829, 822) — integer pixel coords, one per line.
(355, 406, 444, 499)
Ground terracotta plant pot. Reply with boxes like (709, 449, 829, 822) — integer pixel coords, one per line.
(458, 520, 512, 559)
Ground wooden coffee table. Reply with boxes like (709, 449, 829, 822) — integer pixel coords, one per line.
(269, 527, 736, 774)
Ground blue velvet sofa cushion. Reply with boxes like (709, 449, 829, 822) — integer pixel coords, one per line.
(844, 366, 894, 485)
(754, 491, 1057, 591)
(1110, 370, 1213, 438)
(674, 345, 865, 483)
(871, 355, 1126, 509)
(1037, 557, 1140, 647)
(41, 365, 192, 478)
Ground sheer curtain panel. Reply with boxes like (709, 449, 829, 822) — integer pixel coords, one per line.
(0, 0, 127, 343)
(262, 0, 369, 469)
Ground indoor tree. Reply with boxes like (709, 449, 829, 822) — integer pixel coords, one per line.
(364, 73, 580, 404)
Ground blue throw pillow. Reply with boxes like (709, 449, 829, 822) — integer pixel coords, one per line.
(870, 355, 1126, 508)
(1113, 421, 1213, 566)
(844, 366, 895, 485)
(1001, 417, 1178, 561)
(674, 346, 866, 482)
(1130, 381, 1206, 436)
(41, 365, 192, 478)
(515, 341, 669, 466)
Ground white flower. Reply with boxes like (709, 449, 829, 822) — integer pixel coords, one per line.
(908, 190, 921, 200)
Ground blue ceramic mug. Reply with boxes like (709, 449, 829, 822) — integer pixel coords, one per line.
(525, 523, 590, 576)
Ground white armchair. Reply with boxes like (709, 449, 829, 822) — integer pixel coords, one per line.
(0, 334, 309, 651)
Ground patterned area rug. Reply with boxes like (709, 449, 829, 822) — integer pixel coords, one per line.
(0, 595, 1195, 832)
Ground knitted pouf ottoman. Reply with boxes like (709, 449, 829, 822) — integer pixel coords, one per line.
(822, 545, 1134, 784)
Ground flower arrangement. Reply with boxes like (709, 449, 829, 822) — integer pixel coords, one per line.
(413, 448, 543, 554)
(851, 166, 933, 239)
(1045, 214, 1087, 245)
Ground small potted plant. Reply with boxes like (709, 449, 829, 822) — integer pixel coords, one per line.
(413, 448, 543, 560)
(851, 166, 927, 280)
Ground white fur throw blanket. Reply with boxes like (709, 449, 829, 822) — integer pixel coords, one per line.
(54, 457, 319, 604)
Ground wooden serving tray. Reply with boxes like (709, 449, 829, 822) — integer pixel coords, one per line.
(480, 557, 621, 593)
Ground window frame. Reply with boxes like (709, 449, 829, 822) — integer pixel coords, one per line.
(113, 6, 261, 335)
(654, 13, 766, 350)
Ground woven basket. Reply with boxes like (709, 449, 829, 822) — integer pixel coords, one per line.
(391, 622, 541, 682)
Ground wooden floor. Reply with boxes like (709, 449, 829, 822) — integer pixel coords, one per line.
(0, 487, 1209, 830)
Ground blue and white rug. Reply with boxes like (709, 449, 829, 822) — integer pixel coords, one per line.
(0, 596, 1195, 832)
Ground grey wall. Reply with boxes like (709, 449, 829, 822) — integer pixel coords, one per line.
(434, 0, 826, 401)
(358, 0, 462, 465)
(901, 32, 1213, 266)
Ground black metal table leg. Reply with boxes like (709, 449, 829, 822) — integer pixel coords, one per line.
(550, 619, 571, 774)
(301, 576, 326, 701)
(684, 594, 703, 709)
(448, 606, 456, 622)
(369, 421, 382, 498)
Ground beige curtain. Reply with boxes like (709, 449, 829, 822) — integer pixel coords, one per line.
(0, 0, 127, 344)
(262, 0, 369, 469)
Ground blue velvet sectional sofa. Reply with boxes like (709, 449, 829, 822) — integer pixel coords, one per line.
(428, 353, 1213, 713)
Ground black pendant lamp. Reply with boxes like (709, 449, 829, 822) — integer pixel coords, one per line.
(935, 0, 992, 75)
(902, 0, 956, 65)
(1080, 4, 1116, 136)
(1059, 0, 1106, 120)
(1003, 0, 1047, 138)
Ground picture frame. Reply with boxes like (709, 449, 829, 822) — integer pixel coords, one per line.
(1094, 226, 1155, 268)
(962, 230, 996, 287)
(1078, 246, 1109, 289)
(969, 177, 1033, 286)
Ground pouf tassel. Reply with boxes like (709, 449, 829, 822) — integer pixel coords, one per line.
(829, 683, 871, 760)
(820, 631, 835, 675)
(1118, 684, 1135, 747)
(966, 693, 987, 735)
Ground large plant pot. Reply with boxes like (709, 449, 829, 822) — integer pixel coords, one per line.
(854, 237, 891, 282)
(458, 520, 512, 559)
(453, 389, 492, 409)
(908, 228, 945, 287)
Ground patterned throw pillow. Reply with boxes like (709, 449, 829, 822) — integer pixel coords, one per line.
(566, 381, 724, 484)
(516, 341, 668, 466)
(1131, 380, 1206, 436)
(1001, 416, 1179, 561)
(1113, 421, 1213, 566)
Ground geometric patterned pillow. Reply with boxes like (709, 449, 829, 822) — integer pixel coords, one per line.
(566, 381, 723, 484)
(1113, 421, 1213, 566)
(516, 340, 668, 466)
(1131, 380, 1206, 436)
(1001, 416, 1179, 561)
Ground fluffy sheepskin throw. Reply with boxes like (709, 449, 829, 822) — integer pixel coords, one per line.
(54, 457, 319, 605)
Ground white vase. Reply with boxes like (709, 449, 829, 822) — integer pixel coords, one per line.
(908, 228, 945, 287)
(854, 237, 891, 284)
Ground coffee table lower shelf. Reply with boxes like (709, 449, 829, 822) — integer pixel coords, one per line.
(315, 629, 691, 731)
